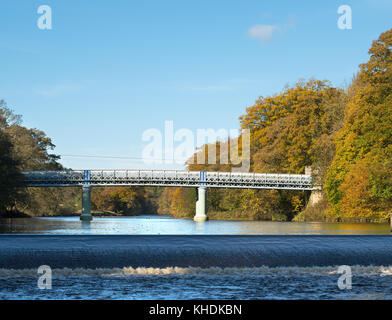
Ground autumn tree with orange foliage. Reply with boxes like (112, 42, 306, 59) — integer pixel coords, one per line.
(159, 79, 347, 221)
(240, 80, 346, 220)
(325, 28, 392, 222)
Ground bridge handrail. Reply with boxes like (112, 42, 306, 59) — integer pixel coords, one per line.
(22, 169, 312, 179)
(21, 169, 318, 190)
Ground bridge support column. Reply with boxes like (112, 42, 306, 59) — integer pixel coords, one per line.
(194, 187, 208, 222)
(80, 185, 92, 221)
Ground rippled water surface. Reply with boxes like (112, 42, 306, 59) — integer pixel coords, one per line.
(0, 215, 391, 300)
(1, 271, 392, 300)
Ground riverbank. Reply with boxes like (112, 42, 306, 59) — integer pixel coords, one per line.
(188, 209, 390, 224)
(0, 211, 31, 218)
(0, 210, 142, 219)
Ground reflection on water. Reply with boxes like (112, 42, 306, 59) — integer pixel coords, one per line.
(0, 215, 389, 235)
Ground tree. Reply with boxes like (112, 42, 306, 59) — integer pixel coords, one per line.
(92, 187, 146, 215)
(0, 100, 160, 217)
(242, 79, 345, 174)
(0, 101, 72, 216)
(157, 187, 195, 218)
(325, 28, 392, 221)
(239, 80, 346, 219)
(0, 130, 25, 214)
(161, 79, 347, 221)
(6, 125, 60, 171)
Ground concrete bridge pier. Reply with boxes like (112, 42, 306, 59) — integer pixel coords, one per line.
(80, 185, 93, 221)
(194, 187, 208, 222)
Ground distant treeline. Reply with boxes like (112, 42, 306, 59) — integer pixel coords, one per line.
(1, 28, 391, 222)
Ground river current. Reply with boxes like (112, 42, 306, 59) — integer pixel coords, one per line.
(0, 215, 391, 300)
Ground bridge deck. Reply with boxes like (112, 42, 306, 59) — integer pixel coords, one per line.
(22, 170, 317, 190)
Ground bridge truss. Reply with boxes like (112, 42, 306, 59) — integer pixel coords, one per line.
(22, 170, 317, 191)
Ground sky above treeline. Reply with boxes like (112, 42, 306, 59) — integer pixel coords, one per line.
(1, 0, 391, 169)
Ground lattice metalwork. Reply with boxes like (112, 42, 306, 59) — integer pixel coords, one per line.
(22, 170, 318, 190)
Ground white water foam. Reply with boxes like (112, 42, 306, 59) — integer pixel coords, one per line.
(1, 265, 392, 277)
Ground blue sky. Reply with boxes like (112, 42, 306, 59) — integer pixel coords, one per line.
(0, 0, 391, 169)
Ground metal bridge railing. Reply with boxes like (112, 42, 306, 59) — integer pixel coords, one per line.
(22, 170, 317, 190)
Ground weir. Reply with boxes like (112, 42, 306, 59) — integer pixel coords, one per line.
(1, 235, 392, 269)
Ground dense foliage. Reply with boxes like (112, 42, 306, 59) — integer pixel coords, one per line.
(325, 28, 392, 222)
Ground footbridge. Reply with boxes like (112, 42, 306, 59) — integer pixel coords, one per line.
(22, 170, 319, 222)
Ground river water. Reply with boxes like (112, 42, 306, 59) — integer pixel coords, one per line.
(0, 215, 391, 300)
(0, 215, 390, 235)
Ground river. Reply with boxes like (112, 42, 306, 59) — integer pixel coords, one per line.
(0, 215, 391, 300)
(0, 215, 390, 235)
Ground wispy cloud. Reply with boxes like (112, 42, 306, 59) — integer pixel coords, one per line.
(35, 84, 81, 97)
(248, 25, 278, 44)
(248, 16, 296, 44)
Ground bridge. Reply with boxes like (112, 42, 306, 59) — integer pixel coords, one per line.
(22, 170, 318, 222)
